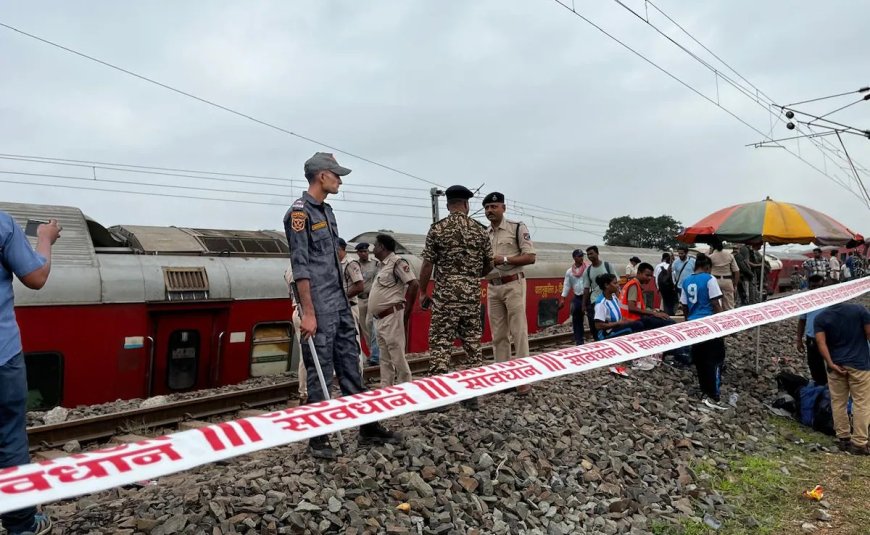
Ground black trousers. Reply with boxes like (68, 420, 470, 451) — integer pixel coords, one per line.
(691, 338, 726, 401)
(805, 337, 828, 386)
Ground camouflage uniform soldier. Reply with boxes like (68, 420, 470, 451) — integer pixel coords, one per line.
(418, 185, 493, 410)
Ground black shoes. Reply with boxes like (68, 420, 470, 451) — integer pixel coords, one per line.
(461, 397, 480, 411)
(308, 436, 338, 460)
(359, 422, 402, 446)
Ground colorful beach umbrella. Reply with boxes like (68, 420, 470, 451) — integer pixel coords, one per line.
(677, 197, 863, 246)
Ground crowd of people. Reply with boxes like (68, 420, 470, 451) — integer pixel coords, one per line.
(1, 152, 867, 533)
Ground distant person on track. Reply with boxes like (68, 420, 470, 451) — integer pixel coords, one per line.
(796, 275, 828, 386)
(813, 302, 870, 455)
(355, 242, 381, 366)
(672, 245, 695, 300)
(369, 234, 418, 387)
(1, 211, 60, 535)
(284, 152, 399, 459)
(736, 244, 762, 305)
(829, 250, 841, 283)
(558, 249, 587, 346)
(582, 246, 615, 341)
(418, 185, 493, 410)
(625, 256, 641, 279)
(708, 238, 740, 311)
(483, 192, 536, 396)
(680, 253, 729, 411)
(655, 252, 678, 316)
(803, 247, 831, 282)
(620, 263, 675, 330)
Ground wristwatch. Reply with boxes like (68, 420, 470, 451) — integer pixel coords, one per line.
(502, 256, 509, 265)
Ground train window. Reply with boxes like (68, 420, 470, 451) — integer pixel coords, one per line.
(24, 352, 63, 410)
(251, 322, 292, 377)
(167, 330, 200, 390)
(537, 298, 559, 328)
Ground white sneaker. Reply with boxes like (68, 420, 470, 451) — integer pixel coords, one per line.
(703, 397, 730, 411)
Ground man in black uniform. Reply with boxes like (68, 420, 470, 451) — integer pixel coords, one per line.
(284, 152, 399, 459)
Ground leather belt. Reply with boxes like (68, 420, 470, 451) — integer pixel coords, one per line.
(375, 302, 404, 319)
(714, 275, 733, 280)
(488, 273, 525, 286)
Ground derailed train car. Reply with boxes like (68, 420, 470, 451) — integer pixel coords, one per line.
(4, 202, 663, 408)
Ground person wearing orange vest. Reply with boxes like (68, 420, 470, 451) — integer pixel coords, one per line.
(620, 262, 676, 330)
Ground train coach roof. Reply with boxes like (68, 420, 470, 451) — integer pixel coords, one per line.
(0, 201, 99, 267)
(348, 231, 663, 263)
(111, 225, 289, 256)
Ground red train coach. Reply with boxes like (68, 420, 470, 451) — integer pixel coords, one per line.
(6, 202, 663, 409)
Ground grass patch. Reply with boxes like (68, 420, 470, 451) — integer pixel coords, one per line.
(651, 418, 870, 535)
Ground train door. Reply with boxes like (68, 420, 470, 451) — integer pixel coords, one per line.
(149, 311, 224, 396)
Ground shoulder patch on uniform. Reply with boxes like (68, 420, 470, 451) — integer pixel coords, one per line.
(400, 259, 411, 273)
(291, 199, 304, 210)
(290, 211, 306, 232)
(311, 220, 327, 231)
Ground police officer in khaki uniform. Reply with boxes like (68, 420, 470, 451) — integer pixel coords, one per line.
(355, 243, 381, 365)
(368, 234, 419, 387)
(482, 192, 536, 394)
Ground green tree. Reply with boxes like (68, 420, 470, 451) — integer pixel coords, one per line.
(603, 215, 682, 250)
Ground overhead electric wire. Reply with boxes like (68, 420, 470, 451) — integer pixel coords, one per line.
(0, 152, 431, 192)
(554, 0, 868, 206)
(784, 86, 870, 108)
(0, 177, 431, 220)
(0, 169, 431, 210)
(0, 21, 444, 189)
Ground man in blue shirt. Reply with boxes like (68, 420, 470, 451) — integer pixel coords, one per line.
(679, 254, 727, 411)
(1, 212, 60, 535)
(796, 275, 827, 385)
(814, 303, 870, 455)
(672, 246, 696, 299)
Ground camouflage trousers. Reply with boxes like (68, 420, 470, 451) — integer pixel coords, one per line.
(428, 300, 483, 375)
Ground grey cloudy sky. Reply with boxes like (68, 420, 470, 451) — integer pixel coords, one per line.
(2, 0, 868, 246)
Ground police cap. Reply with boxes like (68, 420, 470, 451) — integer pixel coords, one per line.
(482, 191, 505, 206)
(444, 185, 474, 201)
(304, 152, 352, 176)
(355, 242, 370, 251)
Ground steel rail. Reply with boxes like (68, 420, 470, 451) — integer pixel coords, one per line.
(27, 331, 575, 449)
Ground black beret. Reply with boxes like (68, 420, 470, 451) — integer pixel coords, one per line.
(482, 191, 505, 205)
(445, 185, 474, 200)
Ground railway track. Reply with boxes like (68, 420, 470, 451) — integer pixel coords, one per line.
(27, 331, 575, 449)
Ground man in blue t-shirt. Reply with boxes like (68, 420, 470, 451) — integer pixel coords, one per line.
(796, 275, 827, 385)
(1, 211, 60, 535)
(814, 303, 870, 455)
(679, 254, 727, 410)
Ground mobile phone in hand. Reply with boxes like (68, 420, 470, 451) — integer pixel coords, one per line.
(25, 219, 49, 237)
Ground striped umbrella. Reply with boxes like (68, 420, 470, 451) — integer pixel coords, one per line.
(677, 197, 863, 246)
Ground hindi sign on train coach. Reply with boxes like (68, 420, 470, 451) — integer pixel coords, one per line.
(2, 278, 868, 514)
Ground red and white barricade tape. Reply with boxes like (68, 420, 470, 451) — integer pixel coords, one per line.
(1, 278, 868, 514)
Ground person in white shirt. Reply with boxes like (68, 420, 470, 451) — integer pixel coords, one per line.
(625, 256, 641, 279)
(829, 250, 841, 283)
(593, 273, 637, 340)
(558, 249, 587, 345)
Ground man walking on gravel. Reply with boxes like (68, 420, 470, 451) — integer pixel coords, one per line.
(1, 211, 60, 535)
(813, 302, 870, 455)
